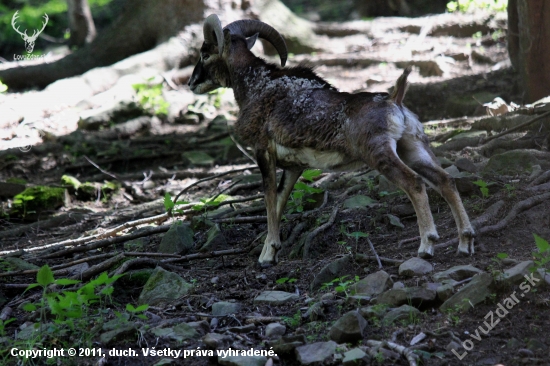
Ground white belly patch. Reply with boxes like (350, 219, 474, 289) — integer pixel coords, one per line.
(275, 144, 362, 171)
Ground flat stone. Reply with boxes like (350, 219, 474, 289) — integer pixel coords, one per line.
(203, 333, 232, 350)
(359, 305, 389, 320)
(497, 261, 534, 286)
(138, 267, 193, 306)
(100, 324, 136, 345)
(342, 348, 369, 366)
(150, 323, 200, 342)
(440, 273, 493, 313)
(295, 341, 337, 365)
(483, 149, 550, 174)
(383, 305, 420, 325)
(436, 281, 457, 301)
(455, 158, 478, 173)
(218, 355, 267, 366)
(200, 224, 229, 252)
(212, 301, 242, 316)
(433, 265, 484, 282)
(351, 270, 392, 297)
(265, 323, 286, 339)
(310, 255, 352, 291)
(158, 222, 194, 254)
(328, 310, 368, 343)
(399, 257, 433, 277)
(374, 287, 436, 307)
(254, 291, 299, 305)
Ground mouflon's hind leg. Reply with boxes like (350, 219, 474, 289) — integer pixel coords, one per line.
(400, 138, 475, 255)
(370, 140, 439, 258)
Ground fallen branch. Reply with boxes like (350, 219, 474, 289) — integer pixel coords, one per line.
(303, 205, 339, 260)
(73, 253, 125, 281)
(482, 111, 550, 144)
(525, 182, 550, 193)
(0, 213, 87, 242)
(42, 225, 171, 259)
(398, 236, 419, 249)
(0, 253, 116, 278)
(110, 258, 161, 277)
(170, 166, 258, 212)
(355, 254, 404, 265)
(161, 247, 250, 264)
(366, 340, 419, 366)
(436, 192, 550, 249)
(528, 169, 550, 187)
(367, 237, 383, 269)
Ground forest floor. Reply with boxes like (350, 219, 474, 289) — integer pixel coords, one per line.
(1, 9, 550, 366)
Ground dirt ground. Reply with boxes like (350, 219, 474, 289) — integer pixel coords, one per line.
(1, 9, 550, 366)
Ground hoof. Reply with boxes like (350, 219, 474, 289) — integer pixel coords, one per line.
(418, 250, 434, 259)
(258, 261, 275, 269)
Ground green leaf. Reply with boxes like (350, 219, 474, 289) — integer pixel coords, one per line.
(134, 304, 149, 312)
(164, 193, 174, 210)
(346, 231, 369, 239)
(37, 265, 55, 287)
(534, 234, 550, 253)
(276, 277, 289, 284)
(22, 303, 37, 312)
(126, 304, 136, 312)
(386, 214, 405, 229)
(496, 252, 509, 260)
(302, 169, 322, 182)
(25, 283, 42, 291)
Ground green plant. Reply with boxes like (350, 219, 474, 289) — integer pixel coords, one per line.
(374, 351, 385, 363)
(0, 80, 7, 93)
(320, 275, 359, 297)
(125, 303, 149, 321)
(530, 234, 550, 274)
(163, 192, 189, 214)
(472, 179, 490, 198)
(276, 277, 297, 284)
(446, 0, 507, 12)
(0, 318, 15, 337)
(282, 310, 301, 328)
(287, 170, 323, 214)
(504, 183, 516, 197)
(132, 78, 169, 116)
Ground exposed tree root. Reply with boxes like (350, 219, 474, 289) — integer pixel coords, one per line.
(73, 253, 125, 281)
(366, 340, 419, 366)
(482, 111, 550, 144)
(303, 205, 340, 259)
(367, 237, 383, 269)
(436, 193, 550, 249)
(529, 170, 550, 187)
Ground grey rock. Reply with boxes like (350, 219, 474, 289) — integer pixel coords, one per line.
(218, 356, 267, 366)
(254, 291, 299, 305)
(187, 320, 210, 335)
(295, 341, 337, 365)
(446, 341, 462, 353)
(526, 338, 546, 350)
(483, 149, 550, 174)
(392, 282, 405, 289)
(100, 324, 136, 345)
(265, 323, 286, 339)
(374, 287, 436, 307)
(506, 338, 522, 350)
(342, 348, 369, 366)
(455, 158, 478, 173)
(436, 281, 457, 301)
(269, 334, 306, 355)
(351, 270, 392, 297)
(138, 267, 193, 306)
(399, 257, 433, 277)
(497, 261, 534, 286)
(359, 305, 389, 320)
(423, 282, 440, 292)
(203, 333, 232, 350)
(16, 323, 41, 340)
(150, 323, 199, 342)
(212, 301, 242, 316)
(158, 222, 194, 254)
(304, 302, 325, 321)
(226, 324, 256, 333)
(346, 295, 371, 306)
(382, 305, 420, 325)
(310, 255, 352, 291)
(440, 273, 493, 313)
(343, 195, 377, 210)
(78, 100, 141, 130)
(328, 310, 368, 343)
(200, 224, 228, 252)
(437, 157, 454, 168)
(517, 348, 534, 357)
(444, 165, 460, 176)
(433, 265, 484, 282)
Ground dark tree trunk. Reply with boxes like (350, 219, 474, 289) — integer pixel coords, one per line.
(0, 0, 206, 90)
(509, 0, 550, 102)
(67, 0, 97, 48)
(0, 0, 319, 90)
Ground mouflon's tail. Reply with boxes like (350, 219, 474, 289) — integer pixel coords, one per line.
(391, 66, 412, 107)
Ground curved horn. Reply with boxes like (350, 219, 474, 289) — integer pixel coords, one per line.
(224, 20, 288, 66)
(203, 14, 224, 56)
